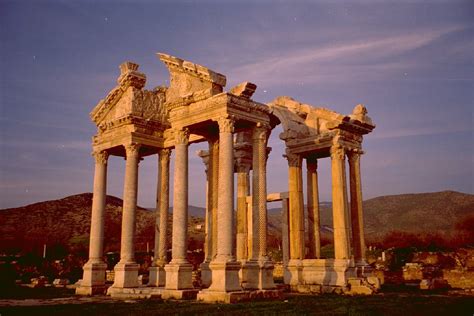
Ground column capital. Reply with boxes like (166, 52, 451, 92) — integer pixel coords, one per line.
(92, 150, 109, 164)
(158, 148, 172, 162)
(284, 153, 301, 167)
(216, 116, 235, 133)
(174, 128, 190, 145)
(235, 159, 251, 173)
(330, 145, 345, 160)
(124, 143, 141, 157)
(347, 149, 364, 163)
(252, 123, 270, 141)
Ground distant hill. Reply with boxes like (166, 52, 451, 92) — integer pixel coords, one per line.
(0, 193, 204, 254)
(0, 191, 472, 254)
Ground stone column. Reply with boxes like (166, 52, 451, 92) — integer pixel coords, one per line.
(254, 125, 275, 289)
(164, 128, 193, 291)
(306, 156, 321, 259)
(207, 117, 241, 293)
(76, 151, 109, 295)
(287, 153, 305, 260)
(236, 164, 250, 262)
(149, 148, 171, 287)
(285, 152, 304, 285)
(197, 148, 212, 288)
(281, 195, 291, 284)
(348, 150, 366, 264)
(331, 145, 351, 259)
(113, 143, 141, 289)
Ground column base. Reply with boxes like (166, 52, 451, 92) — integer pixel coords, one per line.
(110, 262, 139, 289)
(164, 260, 193, 290)
(200, 261, 212, 288)
(258, 259, 276, 290)
(78, 261, 107, 290)
(208, 259, 241, 292)
(148, 265, 166, 287)
(241, 260, 259, 289)
(286, 259, 303, 285)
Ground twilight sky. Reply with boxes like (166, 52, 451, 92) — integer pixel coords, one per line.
(1, 0, 473, 209)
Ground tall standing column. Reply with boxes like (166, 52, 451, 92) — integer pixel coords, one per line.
(198, 148, 213, 288)
(76, 151, 109, 295)
(149, 148, 171, 287)
(331, 145, 351, 260)
(236, 163, 250, 262)
(348, 150, 366, 264)
(254, 125, 275, 289)
(164, 128, 193, 291)
(287, 153, 305, 260)
(307, 156, 321, 259)
(207, 117, 241, 293)
(284, 152, 304, 285)
(112, 143, 141, 289)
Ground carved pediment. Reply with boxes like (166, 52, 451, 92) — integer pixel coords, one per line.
(90, 62, 168, 131)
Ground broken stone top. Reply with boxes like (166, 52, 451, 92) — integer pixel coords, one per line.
(158, 53, 227, 105)
(158, 53, 226, 86)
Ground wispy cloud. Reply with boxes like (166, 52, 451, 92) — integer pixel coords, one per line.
(226, 26, 463, 85)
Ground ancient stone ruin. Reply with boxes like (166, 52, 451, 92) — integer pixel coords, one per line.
(75, 53, 376, 302)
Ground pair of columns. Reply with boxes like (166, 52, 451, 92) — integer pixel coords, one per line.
(200, 123, 275, 291)
(285, 146, 366, 262)
(78, 143, 142, 294)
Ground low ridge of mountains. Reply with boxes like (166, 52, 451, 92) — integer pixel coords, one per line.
(0, 191, 473, 253)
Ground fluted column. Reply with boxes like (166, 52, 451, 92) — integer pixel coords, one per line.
(307, 156, 321, 259)
(331, 145, 351, 259)
(76, 151, 109, 295)
(236, 163, 250, 262)
(348, 150, 366, 263)
(112, 143, 141, 289)
(209, 139, 219, 261)
(198, 148, 213, 288)
(164, 128, 193, 290)
(253, 124, 275, 289)
(207, 117, 241, 293)
(149, 148, 171, 287)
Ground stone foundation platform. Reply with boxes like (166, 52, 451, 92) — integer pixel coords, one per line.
(107, 286, 163, 299)
(197, 289, 283, 303)
(161, 289, 199, 300)
(75, 285, 107, 296)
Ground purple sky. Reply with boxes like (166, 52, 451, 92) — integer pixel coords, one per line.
(1, 0, 473, 209)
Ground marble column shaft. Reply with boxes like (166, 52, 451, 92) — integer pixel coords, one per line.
(171, 130, 190, 263)
(215, 118, 235, 261)
(306, 156, 321, 259)
(331, 145, 351, 259)
(89, 151, 109, 263)
(154, 149, 171, 265)
(253, 126, 269, 260)
(209, 140, 219, 260)
(349, 150, 366, 262)
(120, 143, 140, 263)
(287, 153, 305, 260)
(236, 166, 250, 261)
